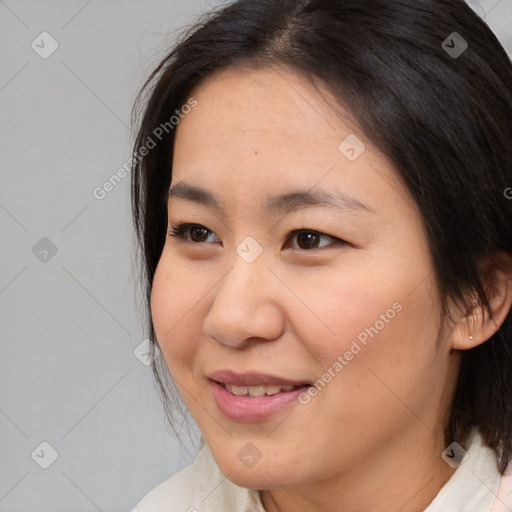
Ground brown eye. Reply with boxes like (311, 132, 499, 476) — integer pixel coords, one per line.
(168, 223, 221, 244)
(189, 227, 209, 242)
(286, 229, 342, 250)
(296, 232, 321, 249)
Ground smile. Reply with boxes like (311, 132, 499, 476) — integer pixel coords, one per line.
(208, 371, 312, 422)
(222, 383, 301, 397)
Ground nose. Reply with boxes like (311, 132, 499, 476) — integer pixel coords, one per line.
(202, 255, 285, 349)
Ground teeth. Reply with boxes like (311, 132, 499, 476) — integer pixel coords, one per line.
(265, 385, 282, 395)
(225, 383, 300, 397)
(230, 385, 248, 396)
(248, 385, 266, 397)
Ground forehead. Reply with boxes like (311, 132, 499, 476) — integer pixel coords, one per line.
(170, 65, 406, 217)
(175, 65, 357, 152)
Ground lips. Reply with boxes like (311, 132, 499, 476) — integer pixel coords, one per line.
(208, 370, 312, 422)
(209, 369, 311, 387)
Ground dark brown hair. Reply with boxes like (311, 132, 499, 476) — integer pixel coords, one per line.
(131, 0, 512, 472)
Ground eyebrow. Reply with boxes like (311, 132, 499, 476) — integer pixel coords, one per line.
(168, 182, 373, 215)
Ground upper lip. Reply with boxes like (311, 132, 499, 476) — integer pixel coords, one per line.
(209, 369, 311, 387)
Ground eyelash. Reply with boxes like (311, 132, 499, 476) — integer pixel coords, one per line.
(168, 222, 347, 250)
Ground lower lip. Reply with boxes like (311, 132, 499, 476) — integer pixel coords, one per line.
(210, 380, 309, 422)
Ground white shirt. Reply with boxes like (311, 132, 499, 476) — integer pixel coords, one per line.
(131, 429, 512, 511)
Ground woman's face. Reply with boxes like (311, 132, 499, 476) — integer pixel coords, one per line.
(151, 65, 459, 490)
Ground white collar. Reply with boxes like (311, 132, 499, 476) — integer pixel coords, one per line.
(425, 428, 501, 511)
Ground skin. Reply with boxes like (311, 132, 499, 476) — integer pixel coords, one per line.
(150, 64, 512, 512)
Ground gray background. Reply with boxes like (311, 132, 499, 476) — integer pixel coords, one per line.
(0, 1, 511, 510)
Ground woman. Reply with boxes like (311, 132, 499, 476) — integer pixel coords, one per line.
(130, 0, 512, 510)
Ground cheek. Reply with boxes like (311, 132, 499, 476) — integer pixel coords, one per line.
(291, 259, 441, 399)
(150, 255, 206, 373)
(150, 258, 175, 341)
(280, 261, 404, 357)
(316, 281, 442, 434)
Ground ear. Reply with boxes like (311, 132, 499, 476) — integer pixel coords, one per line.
(451, 251, 512, 351)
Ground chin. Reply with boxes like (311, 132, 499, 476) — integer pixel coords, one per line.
(225, 468, 293, 491)
(212, 451, 306, 490)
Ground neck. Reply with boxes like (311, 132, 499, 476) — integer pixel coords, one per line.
(260, 426, 456, 512)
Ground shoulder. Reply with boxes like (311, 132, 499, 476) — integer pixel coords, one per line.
(130, 442, 264, 512)
(491, 459, 512, 512)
